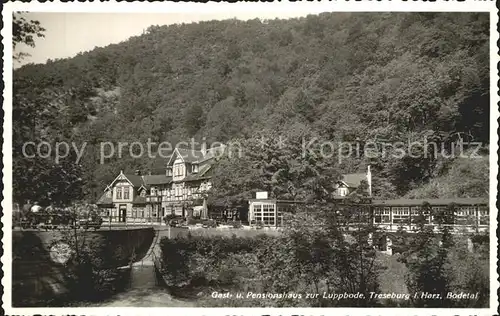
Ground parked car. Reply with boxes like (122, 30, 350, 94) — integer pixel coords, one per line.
(78, 217, 103, 230)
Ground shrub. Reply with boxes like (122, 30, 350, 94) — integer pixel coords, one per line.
(224, 220, 242, 228)
(159, 234, 268, 287)
(159, 210, 383, 307)
(403, 231, 489, 308)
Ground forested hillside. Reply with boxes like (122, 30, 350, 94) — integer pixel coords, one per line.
(13, 12, 490, 205)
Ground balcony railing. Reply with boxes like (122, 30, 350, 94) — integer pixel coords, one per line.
(146, 196, 162, 203)
(145, 193, 207, 204)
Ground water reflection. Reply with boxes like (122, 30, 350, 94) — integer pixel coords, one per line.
(88, 263, 195, 307)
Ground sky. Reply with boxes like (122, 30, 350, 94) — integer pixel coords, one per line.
(14, 11, 320, 67)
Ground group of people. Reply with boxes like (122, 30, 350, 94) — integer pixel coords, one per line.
(22, 201, 43, 214)
(15, 201, 96, 229)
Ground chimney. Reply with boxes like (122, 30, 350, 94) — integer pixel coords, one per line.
(135, 170, 141, 176)
(367, 165, 372, 197)
(201, 141, 207, 156)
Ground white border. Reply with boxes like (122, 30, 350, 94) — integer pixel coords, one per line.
(2, 1, 498, 316)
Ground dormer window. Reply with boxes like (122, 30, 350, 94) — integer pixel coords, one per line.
(166, 167, 172, 177)
(192, 164, 199, 173)
(338, 187, 348, 197)
(173, 161, 185, 178)
(140, 189, 146, 197)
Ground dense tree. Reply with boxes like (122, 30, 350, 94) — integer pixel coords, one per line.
(403, 202, 489, 307)
(12, 13, 490, 203)
(209, 123, 340, 208)
(12, 15, 85, 206)
(184, 104, 204, 137)
(13, 13, 45, 61)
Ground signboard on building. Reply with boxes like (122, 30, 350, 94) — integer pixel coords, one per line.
(256, 191, 268, 199)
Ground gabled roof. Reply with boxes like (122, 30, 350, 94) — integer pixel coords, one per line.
(96, 192, 113, 206)
(109, 171, 171, 189)
(167, 145, 225, 165)
(132, 196, 147, 205)
(340, 173, 366, 188)
(167, 148, 204, 165)
(199, 164, 212, 177)
(142, 174, 172, 186)
(108, 171, 138, 188)
(177, 148, 205, 163)
(182, 164, 213, 182)
(122, 174, 144, 187)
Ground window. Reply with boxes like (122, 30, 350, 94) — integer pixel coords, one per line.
(373, 207, 391, 224)
(251, 203, 276, 226)
(151, 187, 157, 196)
(166, 167, 172, 176)
(456, 206, 476, 225)
(140, 189, 146, 197)
(430, 206, 445, 224)
(410, 206, 427, 223)
(192, 164, 199, 173)
(479, 206, 489, 225)
(276, 206, 285, 226)
(252, 204, 262, 224)
(174, 163, 185, 177)
(373, 207, 382, 223)
(338, 187, 348, 196)
(116, 187, 122, 199)
(392, 207, 410, 224)
(411, 207, 420, 216)
(262, 204, 275, 226)
(458, 207, 475, 216)
(374, 208, 382, 223)
(123, 187, 129, 199)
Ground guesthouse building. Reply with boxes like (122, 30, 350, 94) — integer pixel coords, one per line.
(97, 144, 225, 223)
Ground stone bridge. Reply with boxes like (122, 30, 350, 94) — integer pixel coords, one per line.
(12, 227, 155, 306)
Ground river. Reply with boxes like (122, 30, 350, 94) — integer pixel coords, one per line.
(88, 227, 196, 307)
(86, 261, 196, 307)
